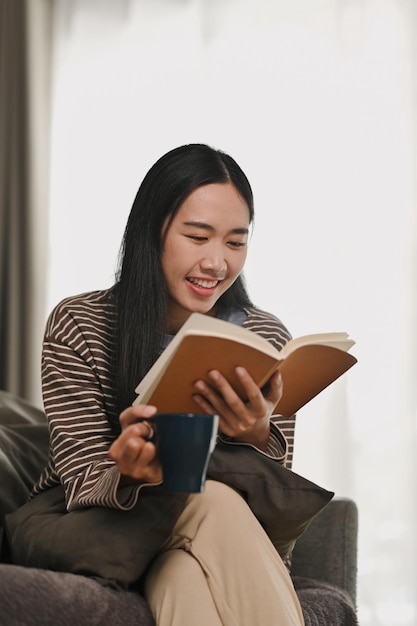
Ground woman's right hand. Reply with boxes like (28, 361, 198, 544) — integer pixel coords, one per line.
(108, 404, 163, 486)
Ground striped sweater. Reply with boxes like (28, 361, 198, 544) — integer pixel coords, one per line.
(33, 288, 296, 511)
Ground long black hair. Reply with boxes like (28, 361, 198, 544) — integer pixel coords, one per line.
(114, 143, 254, 416)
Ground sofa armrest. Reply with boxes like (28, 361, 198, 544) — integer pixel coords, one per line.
(0, 390, 49, 563)
(290, 497, 358, 606)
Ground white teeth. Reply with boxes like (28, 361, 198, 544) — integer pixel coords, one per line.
(188, 278, 218, 288)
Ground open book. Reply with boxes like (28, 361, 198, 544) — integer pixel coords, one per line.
(134, 313, 357, 416)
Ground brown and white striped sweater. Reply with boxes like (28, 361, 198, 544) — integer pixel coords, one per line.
(33, 288, 296, 511)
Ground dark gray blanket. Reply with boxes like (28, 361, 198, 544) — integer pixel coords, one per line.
(294, 576, 358, 626)
(0, 564, 155, 626)
(0, 565, 357, 626)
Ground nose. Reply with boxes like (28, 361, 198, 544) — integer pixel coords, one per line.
(200, 241, 227, 275)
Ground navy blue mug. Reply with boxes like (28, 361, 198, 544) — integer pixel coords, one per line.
(138, 413, 219, 493)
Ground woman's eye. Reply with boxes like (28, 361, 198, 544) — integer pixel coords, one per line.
(228, 241, 246, 248)
(187, 235, 207, 242)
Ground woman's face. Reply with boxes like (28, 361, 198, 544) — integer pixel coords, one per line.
(161, 182, 250, 333)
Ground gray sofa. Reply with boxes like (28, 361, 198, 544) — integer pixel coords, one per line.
(0, 390, 358, 625)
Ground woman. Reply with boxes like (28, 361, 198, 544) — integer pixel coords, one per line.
(13, 144, 305, 625)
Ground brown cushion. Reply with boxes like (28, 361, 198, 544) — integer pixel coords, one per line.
(208, 441, 334, 560)
(6, 484, 189, 590)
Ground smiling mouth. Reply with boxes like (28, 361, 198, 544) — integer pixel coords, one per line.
(187, 277, 220, 289)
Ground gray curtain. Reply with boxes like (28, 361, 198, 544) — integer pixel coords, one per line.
(0, 0, 31, 396)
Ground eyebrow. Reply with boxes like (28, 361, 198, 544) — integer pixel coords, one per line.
(182, 221, 249, 235)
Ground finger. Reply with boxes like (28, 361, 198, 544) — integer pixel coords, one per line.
(109, 417, 155, 460)
(109, 428, 146, 462)
(207, 367, 266, 420)
(192, 392, 216, 415)
(194, 373, 256, 437)
(193, 376, 235, 415)
(121, 420, 156, 445)
(206, 370, 248, 411)
(234, 367, 268, 413)
(133, 418, 156, 441)
(109, 434, 159, 481)
(261, 370, 283, 406)
(127, 443, 162, 483)
(119, 404, 157, 430)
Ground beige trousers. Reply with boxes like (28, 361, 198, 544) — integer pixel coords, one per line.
(144, 480, 304, 626)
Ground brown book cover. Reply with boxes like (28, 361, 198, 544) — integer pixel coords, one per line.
(134, 313, 357, 416)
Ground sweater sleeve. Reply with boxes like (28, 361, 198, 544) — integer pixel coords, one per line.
(218, 421, 288, 464)
(241, 307, 294, 465)
(37, 297, 145, 512)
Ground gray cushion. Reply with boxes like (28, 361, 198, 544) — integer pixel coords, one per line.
(0, 391, 49, 524)
(0, 390, 47, 426)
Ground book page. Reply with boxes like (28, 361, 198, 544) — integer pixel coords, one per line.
(278, 332, 355, 358)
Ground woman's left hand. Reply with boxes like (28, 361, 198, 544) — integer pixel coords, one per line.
(192, 368, 283, 451)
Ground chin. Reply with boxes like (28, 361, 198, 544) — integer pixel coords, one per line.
(192, 303, 216, 315)
(187, 299, 219, 316)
